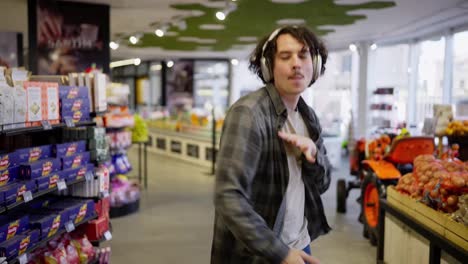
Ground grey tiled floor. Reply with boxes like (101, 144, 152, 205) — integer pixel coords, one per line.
(107, 148, 375, 263)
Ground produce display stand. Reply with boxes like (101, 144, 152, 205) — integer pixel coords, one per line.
(377, 187, 467, 264)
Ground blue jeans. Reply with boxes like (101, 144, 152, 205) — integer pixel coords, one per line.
(303, 245, 311, 264)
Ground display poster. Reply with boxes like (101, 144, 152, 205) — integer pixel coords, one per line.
(0, 32, 22, 68)
(165, 60, 194, 112)
(28, 0, 110, 74)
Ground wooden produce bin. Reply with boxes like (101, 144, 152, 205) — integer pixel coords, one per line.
(378, 187, 467, 264)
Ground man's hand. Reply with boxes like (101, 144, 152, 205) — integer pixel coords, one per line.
(278, 131, 317, 163)
(281, 248, 321, 264)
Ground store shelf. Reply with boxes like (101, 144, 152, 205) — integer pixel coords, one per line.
(90, 110, 109, 117)
(0, 121, 96, 136)
(7, 213, 98, 264)
(0, 178, 86, 214)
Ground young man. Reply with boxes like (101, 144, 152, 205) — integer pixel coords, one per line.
(211, 26, 331, 264)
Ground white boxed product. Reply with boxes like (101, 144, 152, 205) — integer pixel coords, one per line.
(77, 73, 85, 87)
(93, 73, 107, 112)
(0, 85, 15, 127)
(85, 73, 95, 112)
(13, 85, 27, 128)
(26, 85, 42, 122)
(46, 85, 59, 120)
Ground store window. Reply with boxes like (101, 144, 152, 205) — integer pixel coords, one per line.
(307, 50, 353, 136)
(416, 36, 445, 124)
(453, 30, 468, 117)
(372, 44, 410, 128)
(193, 61, 229, 111)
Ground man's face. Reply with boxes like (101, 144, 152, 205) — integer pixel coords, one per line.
(272, 33, 313, 97)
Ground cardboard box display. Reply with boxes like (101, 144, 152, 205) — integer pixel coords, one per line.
(0, 152, 18, 171)
(0, 215, 29, 243)
(61, 152, 90, 170)
(20, 158, 61, 179)
(54, 141, 86, 157)
(13, 85, 27, 128)
(61, 98, 90, 113)
(13, 181, 36, 203)
(17, 229, 40, 256)
(0, 166, 19, 187)
(58, 86, 89, 100)
(44, 82, 59, 121)
(23, 82, 43, 123)
(16, 145, 52, 163)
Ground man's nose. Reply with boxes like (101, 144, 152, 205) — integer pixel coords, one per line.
(291, 55, 301, 68)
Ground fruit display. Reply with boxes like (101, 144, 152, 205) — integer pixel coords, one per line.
(396, 154, 468, 213)
(366, 134, 392, 161)
(445, 120, 468, 136)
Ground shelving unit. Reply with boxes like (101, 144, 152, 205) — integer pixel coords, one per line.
(369, 87, 398, 130)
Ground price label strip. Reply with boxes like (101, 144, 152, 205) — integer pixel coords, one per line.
(64, 117, 75, 127)
(85, 171, 94, 181)
(65, 221, 75, 233)
(23, 191, 33, 203)
(57, 180, 67, 191)
(18, 254, 28, 264)
(104, 231, 112, 241)
(41, 120, 52, 130)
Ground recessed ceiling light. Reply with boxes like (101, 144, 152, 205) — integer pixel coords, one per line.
(129, 36, 138, 44)
(167, 60, 174, 68)
(349, 44, 357, 52)
(134, 58, 141, 66)
(216, 11, 226, 21)
(370, 43, 378, 50)
(155, 29, 164, 37)
(230, 59, 239, 66)
(109, 41, 119, 50)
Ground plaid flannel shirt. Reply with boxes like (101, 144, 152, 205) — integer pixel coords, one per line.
(211, 84, 331, 264)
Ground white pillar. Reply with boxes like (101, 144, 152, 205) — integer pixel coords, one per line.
(407, 42, 420, 127)
(353, 42, 371, 138)
(443, 32, 453, 104)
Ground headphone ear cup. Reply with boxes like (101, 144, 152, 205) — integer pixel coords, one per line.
(261, 57, 271, 82)
(312, 52, 322, 83)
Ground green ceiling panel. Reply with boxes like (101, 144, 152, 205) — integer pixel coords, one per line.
(128, 0, 396, 51)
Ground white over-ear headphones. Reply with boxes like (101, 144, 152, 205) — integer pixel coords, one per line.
(260, 27, 322, 85)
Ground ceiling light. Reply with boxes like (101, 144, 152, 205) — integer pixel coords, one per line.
(230, 59, 239, 66)
(109, 41, 119, 50)
(129, 36, 138, 44)
(370, 43, 378, 50)
(216, 11, 226, 21)
(155, 29, 164, 37)
(349, 44, 357, 52)
(134, 58, 141, 66)
(110, 58, 138, 68)
(167, 60, 174, 68)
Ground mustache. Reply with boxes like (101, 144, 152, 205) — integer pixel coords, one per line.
(289, 71, 304, 79)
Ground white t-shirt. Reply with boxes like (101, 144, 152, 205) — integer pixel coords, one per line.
(279, 108, 311, 250)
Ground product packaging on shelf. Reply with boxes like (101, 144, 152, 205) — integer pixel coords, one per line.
(93, 72, 107, 112)
(58, 86, 89, 100)
(0, 85, 15, 128)
(61, 108, 91, 123)
(83, 216, 109, 241)
(43, 82, 59, 122)
(54, 141, 86, 157)
(13, 85, 27, 128)
(17, 229, 40, 255)
(49, 200, 95, 225)
(20, 158, 61, 179)
(0, 236, 20, 259)
(16, 145, 53, 163)
(0, 152, 19, 171)
(0, 181, 36, 204)
(0, 215, 29, 243)
(61, 152, 90, 170)
(35, 172, 68, 192)
(23, 82, 43, 125)
(29, 213, 62, 239)
(60, 98, 90, 114)
(0, 166, 19, 187)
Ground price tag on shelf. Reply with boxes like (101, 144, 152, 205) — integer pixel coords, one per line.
(18, 253, 28, 264)
(23, 191, 33, 203)
(41, 120, 52, 130)
(85, 171, 94, 181)
(101, 191, 109, 198)
(65, 221, 75, 233)
(0, 257, 6, 264)
(57, 180, 67, 191)
(104, 231, 112, 241)
(64, 117, 75, 128)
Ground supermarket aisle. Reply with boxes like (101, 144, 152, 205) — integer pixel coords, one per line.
(108, 148, 375, 263)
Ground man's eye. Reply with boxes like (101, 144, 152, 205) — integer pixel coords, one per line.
(280, 56, 290, 60)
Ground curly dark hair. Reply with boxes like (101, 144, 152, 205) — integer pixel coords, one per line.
(249, 25, 328, 86)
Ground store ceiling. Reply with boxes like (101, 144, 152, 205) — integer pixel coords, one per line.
(1, 0, 468, 60)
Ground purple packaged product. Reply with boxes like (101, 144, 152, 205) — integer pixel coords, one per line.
(17, 229, 40, 256)
(0, 166, 19, 187)
(35, 176, 50, 192)
(0, 215, 29, 243)
(48, 202, 82, 224)
(0, 152, 18, 171)
(0, 184, 17, 204)
(60, 98, 91, 113)
(20, 158, 61, 180)
(6, 181, 36, 204)
(62, 168, 79, 182)
(61, 108, 91, 123)
(58, 86, 89, 99)
(47, 171, 66, 189)
(49, 200, 94, 224)
(61, 152, 90, 170)
(29, 214, 58, 239)
(0, 236, 20, 259)
(16, 145, 52, 163)
(54, 141, 86, 157)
